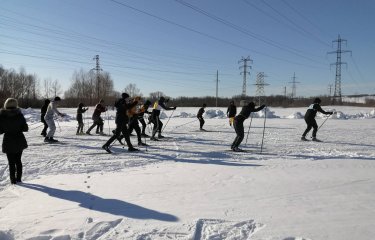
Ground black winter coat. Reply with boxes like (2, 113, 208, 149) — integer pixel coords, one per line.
(114, 98, 138, 125)
(227, 105, 237, 117)
(41, 103, 48, 122)
(0, 108, 28, 153)
(304, 103, 330, 121)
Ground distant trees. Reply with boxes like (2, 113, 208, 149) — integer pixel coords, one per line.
(0, 66, 40, 107)
(64, 69, 118, 106)
(124, 83, 142, 97)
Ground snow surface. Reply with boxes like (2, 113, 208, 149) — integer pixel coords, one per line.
(0, 106, 374, 240)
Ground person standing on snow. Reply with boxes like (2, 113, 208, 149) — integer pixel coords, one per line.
(231, 101, 265, 151)
(40, 99, 50, 137)
(138, 100, 152, 137)
(197, 103, 207, 131)
(76, 103, 88, 135)
(86, 99, 107, 135)
(102, 93, 139, 153)
(227, 101, 237, 127)
(301, 98, 333, 142)
(44, 96, 66, 143)
(150, 96, 176, 141)
(0, 98, 28, 184)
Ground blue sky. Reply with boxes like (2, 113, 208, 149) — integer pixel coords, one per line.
(1, 0, 374, 98)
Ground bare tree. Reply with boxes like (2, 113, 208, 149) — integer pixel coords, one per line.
(51, 79, 62, 97)
(124, 83, 142, 97)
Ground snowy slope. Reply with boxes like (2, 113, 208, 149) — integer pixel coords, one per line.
(0, 107, 374, 239)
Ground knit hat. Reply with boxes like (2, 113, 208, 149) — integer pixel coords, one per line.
(54, 96, 61, 101)
(4, 98, 18, 109)
(248, 101, 255, 108)
(122, 93, 129, 99)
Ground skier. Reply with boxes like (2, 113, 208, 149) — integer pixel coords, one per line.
(44, 96, 66, 143)
(126, 98, 151, 146)
(301, 98, 333, 142)
(102, 93, 139, 153)
(150, 96, 176, 141)
(76, 103, 88, 135)
(40, 99, 50, 137)
(231, 101, 265, 151)
(138, 100, 152, 137)
(0, 98, 28, 184)
(227, 101, 237, 126)
(197, 103, 207, 130)
(86, 99, 107, 135)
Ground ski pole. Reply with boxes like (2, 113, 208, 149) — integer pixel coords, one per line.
(56, 117, 62, 133)
(260, 107, 267, 154)
(30, 123, 44, 130)
(244, 113, 253, 146)
(161, 110, 175, 133)
(105, 110, 111, 135)
(317, 114, 331, 131)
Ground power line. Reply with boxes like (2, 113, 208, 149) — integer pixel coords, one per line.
(238, 56, 253, 96)
(288, 72, 300, 99)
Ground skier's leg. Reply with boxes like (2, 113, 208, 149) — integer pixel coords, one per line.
(14, 151, 22, 182)
(46, 118, 56, 138)
(312, 120, 318, 138)
(6, 153, 16, 184)
(139, 118, 146, 134)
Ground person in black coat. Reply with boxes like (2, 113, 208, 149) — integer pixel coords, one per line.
(231, 101, 265, 151)
(40, 99, 50, 137)
(102, 93, 139, 152)
(301, 98, 333, 141)
(197, 103, 206, 130)
(0, 98, 28, 184)
(227, 101, 237, 126)
(76, 103, 88, 135)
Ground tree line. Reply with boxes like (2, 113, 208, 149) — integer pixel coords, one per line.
(1, 65, 373, 108)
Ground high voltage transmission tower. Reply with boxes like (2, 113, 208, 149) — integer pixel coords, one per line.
(238, 56, 253, 96)
(328, 34, 352, 105)
(254, 72, 269, 105)
(288, 72, 300, 99)
(92, 55, 103, 101)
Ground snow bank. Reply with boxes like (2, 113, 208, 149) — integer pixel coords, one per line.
(204, 109, 226, 119)
(177, 112, 196, 118)
(255, 108, 279, 118)
(286, 112, 304, 119)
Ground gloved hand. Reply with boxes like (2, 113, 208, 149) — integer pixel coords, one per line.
(173, 106, 177, 110)
(261, 104, 266, 108)
(328, 112, 334, 115)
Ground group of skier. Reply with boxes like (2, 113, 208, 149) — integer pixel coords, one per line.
(0, 94, 333, 184)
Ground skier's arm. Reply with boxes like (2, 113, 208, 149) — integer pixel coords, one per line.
(21, 114, 29, 132)
(254, 105, 266, 112)
(159, 102, 176, 110)
(315, 104, 332, 115)
(52, 102, 64, 117)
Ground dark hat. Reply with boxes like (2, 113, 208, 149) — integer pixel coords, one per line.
(203, 103, 207, 107)
(78, 102, 84, 107)
(159, 96, 165, 102)
(44, 99, 51, 104)
(144, 100, 151, 105)
(122, 93, 129, 99)
(54, 96, 61, 101)
(314, 98, 322, 104)
(230, 101, 234, 104)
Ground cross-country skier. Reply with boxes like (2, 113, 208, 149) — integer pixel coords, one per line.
(197, 103, 207, 130)
(76, 103, 88, 135)
(139, 100, 152, 137)
(231, 101, 265, 151)
(102, 93, 139, 153)
(150, 96, 176, 141)
(0, 98, 28, 184)
(301, 98, 333, 142)
(44, 96, 66, 143)
(40, 99, 50, 137)
(227, 101, 237, 126)
(86, 99, 106, 135)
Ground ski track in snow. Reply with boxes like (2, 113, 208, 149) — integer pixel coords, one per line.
(0, 107, 374, 239)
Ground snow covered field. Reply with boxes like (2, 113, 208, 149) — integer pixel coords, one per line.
(0, 106, 374, 240)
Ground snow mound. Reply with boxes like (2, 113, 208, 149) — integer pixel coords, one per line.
(191, 219, 264, 240)
(286, 112, 304, 119)
(253, 108, 279, 118)
(21, 108, 40, 123)
(84, 219, 122, 240)
(178, 112, 196, 118)
(204, 110, 226, 119)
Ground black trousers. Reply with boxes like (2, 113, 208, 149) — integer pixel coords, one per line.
(7, 151, 23, 184)
(139, 118, 147, 134)
(87, 117, 104, 133)
(104, 122, 133, 148)
(198, 117, 205, 129)
(232, 118, 244, 148)
(77, 120, 84, 133)
(151, 116, 163, 137)
(41, 118, 48, 135)
(302, 118, 318, 138)
(128, 118, 142, 143)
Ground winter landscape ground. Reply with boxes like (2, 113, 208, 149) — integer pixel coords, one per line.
(0, 106, 374, 240)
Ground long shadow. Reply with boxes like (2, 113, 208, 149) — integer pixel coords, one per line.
(20, 183, 179, 222)
(323, 140, 375, 148)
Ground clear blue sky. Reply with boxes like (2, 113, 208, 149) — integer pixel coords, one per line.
(1, 0, 374, 98)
